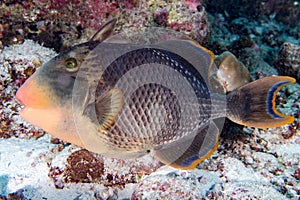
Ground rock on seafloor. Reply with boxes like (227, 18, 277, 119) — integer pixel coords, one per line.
(132, 162, 285, 199)
(0, 41, 300, 199)
(275, 42, 300, 83)
(131, 166, 221, 199)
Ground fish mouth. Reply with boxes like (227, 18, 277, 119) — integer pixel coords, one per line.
(19, 105, 26, 114)
(15, 76, 54, 111)
(16, 87, 62, 135)
(18, 105, 31, 118)
(16, 89, 27, 115)
(16, 97, 33, 120)
(16, 86, 34, 117)
(16, 95, 85, 148)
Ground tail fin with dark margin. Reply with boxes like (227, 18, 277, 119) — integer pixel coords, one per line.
(226, 76, 295, 128)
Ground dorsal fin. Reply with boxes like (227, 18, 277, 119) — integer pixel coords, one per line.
(211, 51, 252, 93)
(155, 40, 214, 85)
(90, 18, 117, 43)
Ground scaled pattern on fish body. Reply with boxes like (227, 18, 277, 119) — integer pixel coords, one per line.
(16, 19, 295, 169)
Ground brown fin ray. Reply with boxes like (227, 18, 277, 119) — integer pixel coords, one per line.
(226, 76, 295, 128)
(95, 89, 124, 130)
(155, 40, 215, 85)
(208, 62, 227, 94)
(209, 51, 252, 94)
(154, 122, 219, 169)
(90, 18, 117, 43)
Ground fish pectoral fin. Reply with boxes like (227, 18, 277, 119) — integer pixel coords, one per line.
(95, 88, 124, 130)
(154, 122, 219, 170)
(90, 18, 117, 43)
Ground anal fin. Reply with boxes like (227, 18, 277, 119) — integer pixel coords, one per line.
(154, 122, 219, 169)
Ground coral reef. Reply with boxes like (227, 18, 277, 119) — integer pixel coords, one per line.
(0, 0, 135, 51)
(204, 0, 300, 27)
(116, 0, 210, 44)
(65, 149, 104, 183)
(238, 48, 278, 79)
(132, 167, 221, 199)
(204, 0, 258, 20)
(0, 0, 299, 199)
(0, 0, 210, 52)
(0, 39, 298, 199)
(275, 42, 300, 83)
(258, 0, 300, 26)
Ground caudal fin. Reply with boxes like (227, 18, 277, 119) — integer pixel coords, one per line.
(226, 76, 295, 128)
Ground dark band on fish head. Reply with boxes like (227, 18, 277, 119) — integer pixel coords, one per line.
(35, 58, 76, 104)
(35, 41, 100, 103)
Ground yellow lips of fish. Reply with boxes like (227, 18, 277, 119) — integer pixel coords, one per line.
(16, 76, 84, 147)
(16, 76, 53, 109)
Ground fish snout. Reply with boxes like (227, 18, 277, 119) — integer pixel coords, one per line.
(16, 76, 52, 108)
(16, 76, 83, 147)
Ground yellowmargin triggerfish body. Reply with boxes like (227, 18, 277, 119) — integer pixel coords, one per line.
(16, 19, 295, 169)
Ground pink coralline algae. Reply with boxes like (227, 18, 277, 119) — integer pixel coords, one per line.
(294, 168, 300, 180)
(48, 147, 162, 190)
(150, 2, 209, 44)
(184, 0, 203, 11)
(65, 149, 104, 183)
(0, 0, 210, 52)
(0, 0, 137, 51)
(153, 9, 169, 27)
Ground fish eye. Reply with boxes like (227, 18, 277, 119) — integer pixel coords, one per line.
(65, 57, 78, 72)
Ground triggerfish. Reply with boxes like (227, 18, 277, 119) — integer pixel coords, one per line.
(16, 19, 295, 169)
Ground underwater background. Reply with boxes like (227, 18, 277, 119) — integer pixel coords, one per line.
(0, 0, 299, 199)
